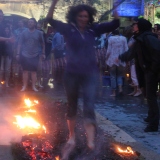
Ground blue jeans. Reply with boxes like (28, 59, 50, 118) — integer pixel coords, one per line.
(109, 65, 124, 89)
(64, 71, 98, 125)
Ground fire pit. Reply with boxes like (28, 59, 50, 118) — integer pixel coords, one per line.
(12, 134, 59, 160)
(12, 98, 60, 160)
(11, 98, 144, 160)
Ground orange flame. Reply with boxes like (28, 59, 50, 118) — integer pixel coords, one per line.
(25, 109, 37, 113)
(14, 115, 41, 129)
(42, 125, 47, 133)
(24, 98, 39, 108)
(34, 100, 38, 104)
(14, 98, 47, 134)
(55, 156, 60, 160)
(117, 146, 134, 154)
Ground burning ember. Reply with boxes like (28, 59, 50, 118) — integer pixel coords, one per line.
(117, 146, 134, 155)
(24, 98, 39, 108)
(12, 134, 59, 160)
(13, 98, 46, 134)
(55, 156, 60, 160)
(1, 81, 4, 84)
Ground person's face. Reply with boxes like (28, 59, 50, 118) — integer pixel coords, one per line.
(76, 10, 89, 29)
(0, 12, 4, 22)
(37, 23, 42, 30)
(5, 27, 9, 34)
(154, 24, 157, 31)
(18, 21, 24, 28)
(28, 19, 35, 29)
(43, 21, 48, 28)
(132, 23, 139, 33)
(157, 30, 160, 39)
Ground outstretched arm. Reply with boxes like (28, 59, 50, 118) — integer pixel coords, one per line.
(93, 10, 120, 36)
(119, 43, 136, 62)
(46, 0, 59, 19)
(0, 37, 14, 42)
(46, 0, 68, 35)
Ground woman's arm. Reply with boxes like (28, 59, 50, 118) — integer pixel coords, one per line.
(94, 19, 120, 36)
(119, 43, 136, 62)
(124, 37, 129, 52)
(46, 0, 59, 19)
(93, 10, 120, 36)
(106, 38, 112, 58)
(46, 0, 68, 35)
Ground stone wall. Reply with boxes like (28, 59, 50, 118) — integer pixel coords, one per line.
(0, 0, 112, 22)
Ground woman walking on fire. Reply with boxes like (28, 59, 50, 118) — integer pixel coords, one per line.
(47, 0, 120, 159)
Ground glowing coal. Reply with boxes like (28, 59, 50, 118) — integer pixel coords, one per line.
(117, 146, 134, 155)
(1, 81, 4, 84)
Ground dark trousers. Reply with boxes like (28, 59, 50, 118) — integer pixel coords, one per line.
(64, 71, 98, 125)
(145, 71, 160, 128)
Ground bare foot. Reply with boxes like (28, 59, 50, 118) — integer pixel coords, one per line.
(61, 141, 75, 160)
(67, 136, 75, 145)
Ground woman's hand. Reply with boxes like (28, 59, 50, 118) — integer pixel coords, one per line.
(8, 36, 15, 43)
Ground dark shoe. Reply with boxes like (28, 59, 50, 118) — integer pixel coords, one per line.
(143, 117, 150, 123)
(144, 126, 158, 132)
(117, 91, 123, 97)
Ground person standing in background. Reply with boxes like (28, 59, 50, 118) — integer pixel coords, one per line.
(106, 29, 128, 96)
(16, 18, 45, 92)
(37, 22, 46, 88)
(0, 10, 6, 86)
(13, 20, 27, 81)
(1, 26, 14, 87)
(126, 25, 142, 96)
(118, 19, 159, 132)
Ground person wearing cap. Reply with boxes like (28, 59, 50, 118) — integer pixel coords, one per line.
(118, 18, 159, 132)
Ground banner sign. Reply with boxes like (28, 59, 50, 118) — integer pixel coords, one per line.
(114, 0, 142, 17)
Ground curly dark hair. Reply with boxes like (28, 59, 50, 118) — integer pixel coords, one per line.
(66, 4, 97, 24)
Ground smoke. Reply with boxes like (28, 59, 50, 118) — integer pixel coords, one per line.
(0, 107, 23, 145)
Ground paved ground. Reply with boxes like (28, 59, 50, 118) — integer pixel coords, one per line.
(95, 86, 160, 153)
(0, 77, 160, 159)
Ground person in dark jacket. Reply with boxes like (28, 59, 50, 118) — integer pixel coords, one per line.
(47, 0, 120, 158)
(118, 18, 159, 132)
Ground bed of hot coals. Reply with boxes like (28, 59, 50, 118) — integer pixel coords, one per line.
(11, 99, 144, 160)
